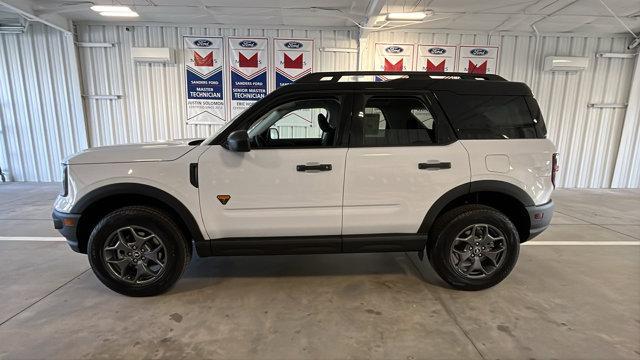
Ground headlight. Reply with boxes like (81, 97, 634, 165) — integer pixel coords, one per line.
(61, 165, 68, 196)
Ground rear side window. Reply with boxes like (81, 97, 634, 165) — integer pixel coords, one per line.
(435, 92, 543, 139)
(350, 97, 437, 147)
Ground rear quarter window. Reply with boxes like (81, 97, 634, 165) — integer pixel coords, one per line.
(435, 91, 544, 139)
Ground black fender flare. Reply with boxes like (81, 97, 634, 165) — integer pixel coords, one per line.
(71, 183, 205, 243)
(418, 180, 534, 234)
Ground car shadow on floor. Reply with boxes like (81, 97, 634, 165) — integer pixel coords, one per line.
(173, 251, 450, 294)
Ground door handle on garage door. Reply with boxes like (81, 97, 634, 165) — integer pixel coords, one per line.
(418, 162, 451, 170)
(297, 164, 332, 172)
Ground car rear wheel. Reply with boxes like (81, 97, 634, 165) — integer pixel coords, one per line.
(87, 206, 190, 296)
(428, 205, 520, 290)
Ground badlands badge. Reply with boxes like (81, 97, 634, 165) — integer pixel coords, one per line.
(217, 194, 231, 205)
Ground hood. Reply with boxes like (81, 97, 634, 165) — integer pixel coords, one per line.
(65, 139, 204, 165)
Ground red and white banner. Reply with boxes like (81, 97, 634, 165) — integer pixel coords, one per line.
(273, 38, 314, 88)
(458, 46, 499, 74)
(417, 45, 458, 73)
(374, 43, 415, 81)
(227, 37, 269, 119)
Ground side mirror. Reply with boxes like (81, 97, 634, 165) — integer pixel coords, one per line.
(269, 127, 280, 140)
(226, 130, 251, 152)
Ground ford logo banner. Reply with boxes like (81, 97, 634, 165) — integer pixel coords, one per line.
(194, 39, 213, 47)
(239, 40, 257, 48)
(470, 48, 489, 56)
(284, 41, 303, 49)
(428, 47, 447, 55)
(385, 46, 404, 54)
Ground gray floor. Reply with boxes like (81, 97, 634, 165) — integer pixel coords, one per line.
(0, 183, 638, 359)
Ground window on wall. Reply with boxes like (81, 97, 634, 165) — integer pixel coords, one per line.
(435, 92, 541, 139)
(248, 98, 341, 148)
(350, 96, 437, 147)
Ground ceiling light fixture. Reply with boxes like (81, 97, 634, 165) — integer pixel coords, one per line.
(384, 10, 433, 22)
(91, 5, 131, 12)
(99, 11, 139, 17)
(90, 5, 139, 17)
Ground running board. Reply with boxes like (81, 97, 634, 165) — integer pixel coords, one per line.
(195, 234, 425, 257)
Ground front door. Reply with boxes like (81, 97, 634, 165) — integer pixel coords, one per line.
(198, 93, 351, 239)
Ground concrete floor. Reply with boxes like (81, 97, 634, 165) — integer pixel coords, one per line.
(0, 183, 638, 359)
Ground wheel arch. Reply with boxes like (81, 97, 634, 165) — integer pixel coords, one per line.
(71, 183, 204, 253)
(419, 180, 534, 248)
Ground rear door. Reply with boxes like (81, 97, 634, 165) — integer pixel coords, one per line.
(342, 91, 470, 235)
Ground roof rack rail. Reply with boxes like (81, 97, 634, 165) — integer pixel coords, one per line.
(296, 71, 506, 83)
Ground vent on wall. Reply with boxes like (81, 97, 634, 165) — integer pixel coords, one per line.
(131, 47, 174, 63)
(543, 56, 589, 71)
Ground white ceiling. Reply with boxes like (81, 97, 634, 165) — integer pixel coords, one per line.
(15, 0, 640, 34)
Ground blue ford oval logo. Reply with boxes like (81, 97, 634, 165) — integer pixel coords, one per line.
(239, 40, 257, 48)
(428, 47, 447, 55)
(284, 41, 303, 49)
(194, 39, 212, 47)
(470, 48, 489, 56)
(385, 46, 404, 54)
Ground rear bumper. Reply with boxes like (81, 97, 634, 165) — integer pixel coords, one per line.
(52, 210, 82, 253)
(525, 199, 554, 241)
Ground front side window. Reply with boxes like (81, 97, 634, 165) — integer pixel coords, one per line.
(248, 98, 341, 148)
(350, 96, 437, 147)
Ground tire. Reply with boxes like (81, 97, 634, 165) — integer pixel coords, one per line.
(428, 205, 520, 291)
(87, 206, 191, 296)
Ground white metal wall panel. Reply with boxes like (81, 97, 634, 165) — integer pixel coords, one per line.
(75, 24, 358, 147)
(611, 54, 640, 188)
(361, 31, 636, 188)
(0, 23, 87, 182)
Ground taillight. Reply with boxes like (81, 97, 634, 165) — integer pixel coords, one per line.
(61, 165, 68, 196)
(551, 153, 559, 188)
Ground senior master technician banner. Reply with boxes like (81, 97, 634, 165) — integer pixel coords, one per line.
(227, 37, 269, 119)
(184, 36, 226, 124)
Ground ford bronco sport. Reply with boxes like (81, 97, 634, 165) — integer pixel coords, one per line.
(53, 71, 556, 296)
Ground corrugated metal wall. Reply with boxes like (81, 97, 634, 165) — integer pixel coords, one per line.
(75, 24, 358, 147)
(0, 23, 87, 182)
(361, 31, 636, 188)
(2, 23, 637, 188)
(611, 54, 640, 188)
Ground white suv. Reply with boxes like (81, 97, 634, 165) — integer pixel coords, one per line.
(53, 72, 557, 296)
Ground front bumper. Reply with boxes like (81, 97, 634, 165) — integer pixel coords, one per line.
(525, 199, 554, 241)
(52, 210, 82, 253)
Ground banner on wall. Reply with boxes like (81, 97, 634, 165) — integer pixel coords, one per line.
(458, 45, 499, 74)
(274, 38, 314, 88)
(374, 43, 415, 81)
(417, 45, 458, 73)
(184, 36, 226, 124)
(227, 37, 269, 119)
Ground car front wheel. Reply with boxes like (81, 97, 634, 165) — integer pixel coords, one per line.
(428, 205, 520, 290)
(87, 206, 190, 296)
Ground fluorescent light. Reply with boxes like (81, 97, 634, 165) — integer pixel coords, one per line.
(99, 11, 139, 17)
(91, 5, 133, 12)
(385, 11, 430, 21)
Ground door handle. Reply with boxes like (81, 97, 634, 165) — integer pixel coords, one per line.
(297, 164, 332, 172)
(419, 162, 451, 170)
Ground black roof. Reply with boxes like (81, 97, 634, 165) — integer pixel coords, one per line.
(270, 71, 533, 96)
